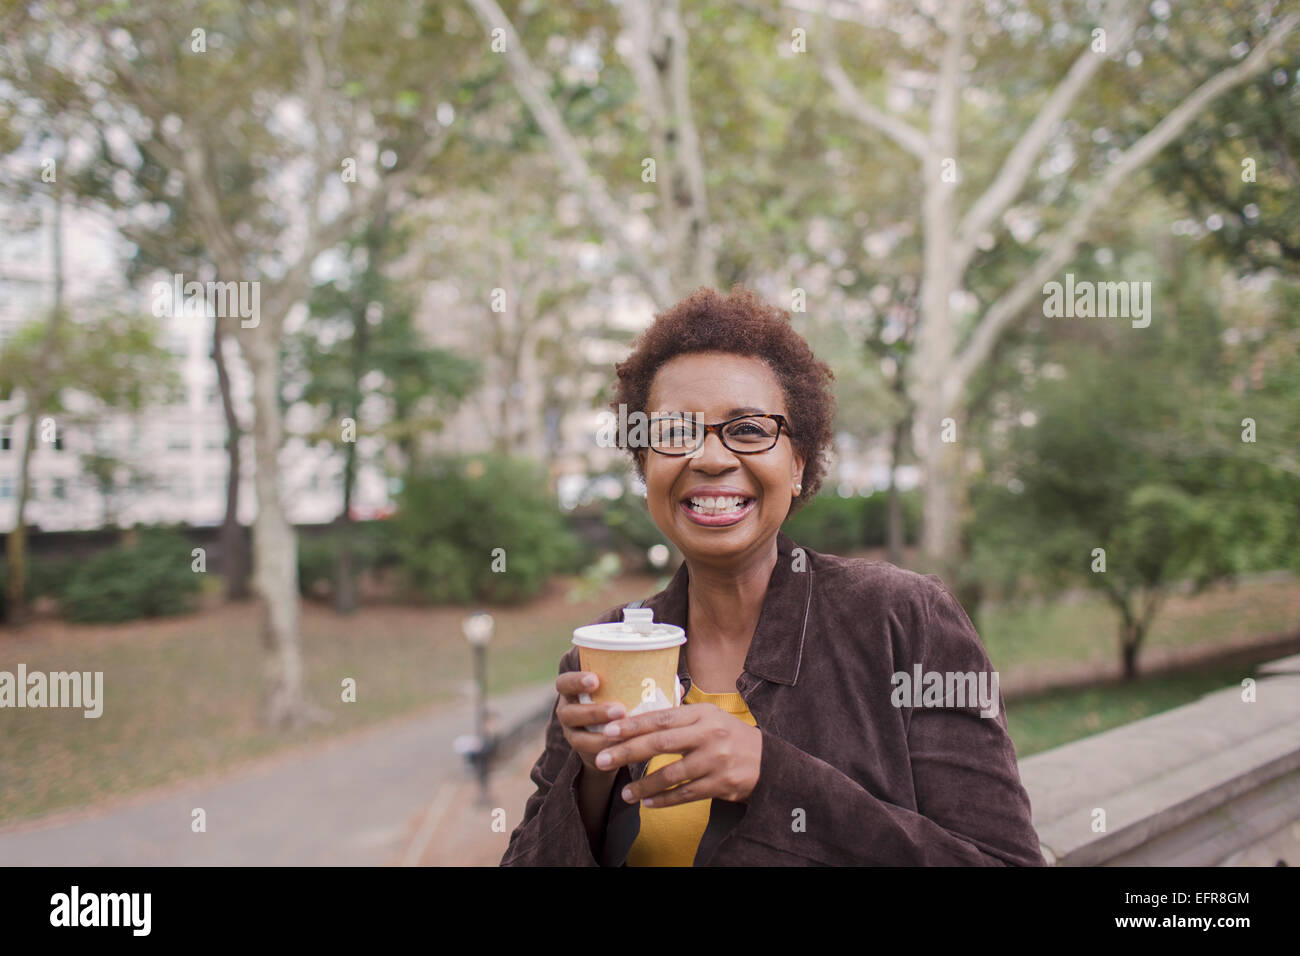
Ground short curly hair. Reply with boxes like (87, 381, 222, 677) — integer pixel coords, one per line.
(611, 285, 836, 513)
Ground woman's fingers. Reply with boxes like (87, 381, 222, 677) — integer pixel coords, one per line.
(557, 699, 626, 730)
(620, 751, 711, 806)
(564, 727, 620, 754)
(555, 670, 600, 699)
(594, 724, 694, 771)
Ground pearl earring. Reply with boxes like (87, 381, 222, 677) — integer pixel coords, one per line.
(794, 484, 802, 495)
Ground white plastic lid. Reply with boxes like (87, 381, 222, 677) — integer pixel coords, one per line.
(572, 607, 686, 651)
(623, 608, 655, 634)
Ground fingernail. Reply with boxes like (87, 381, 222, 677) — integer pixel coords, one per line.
(606, 704, 624, 719)
(583, 675, 597, 689)
(622, 788, 634, 802)
(596, 752, 611, 768)
(604, 723, 620, 737)
(641, 798, 655, 807)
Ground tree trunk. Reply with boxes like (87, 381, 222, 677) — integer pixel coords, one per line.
(212, 316, 249, 600)
(244, 327, 325, 728)
(332, 433, 358, 615)
(1120, 618, 1142, 681)
(6, 189, 65, 625)
(4, 418, 38, 625)
(886, 480, 903, 565)
(885, 375, 910, 566)
(332, 208, 385, 615)
(911, 7, 962, 580)
(913, 396, 965, 580)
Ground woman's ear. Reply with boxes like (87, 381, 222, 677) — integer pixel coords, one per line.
(791, 451, 806, 496)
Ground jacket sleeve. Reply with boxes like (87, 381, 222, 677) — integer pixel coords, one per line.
(712, 580, 1046, 866)
(500, 646, 605, 866)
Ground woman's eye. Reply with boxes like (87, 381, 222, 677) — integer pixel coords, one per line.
(728, 420, 765, 436)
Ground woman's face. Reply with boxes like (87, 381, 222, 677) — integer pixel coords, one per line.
(641, 351, 805, 566)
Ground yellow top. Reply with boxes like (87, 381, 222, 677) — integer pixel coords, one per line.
(624, 682, 758, 867)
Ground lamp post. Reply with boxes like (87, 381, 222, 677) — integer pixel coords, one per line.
(461, 610, 494, 806)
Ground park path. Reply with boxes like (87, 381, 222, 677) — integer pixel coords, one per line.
(5, 622, 1297, 866)
(0, 682, 555, 866)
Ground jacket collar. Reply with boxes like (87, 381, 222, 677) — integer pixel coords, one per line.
(599, 530, 815, 866)
(643, 530, 813, 692)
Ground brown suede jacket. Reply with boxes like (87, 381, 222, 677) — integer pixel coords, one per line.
(501, 531, 1046, 866)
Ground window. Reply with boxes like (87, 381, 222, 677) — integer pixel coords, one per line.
(52, 433, 64, 451)
(205, 430, 225, 451)
(0, 426, 10, 452)
(52, 477, 67, 500)
(205, 385, 220, 406)
(0, 477, 12, 498)
(167, 430, 191, 452)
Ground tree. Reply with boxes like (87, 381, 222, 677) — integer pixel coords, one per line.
(464, 0, 713, 307)
(287, 202, 479, 613)
(2, 0, 497, 724)
(0, 307, 177, 622)
(1142, 16, 1300, 276)
(805, 0, 1299, 577)
(79, 450, 147, 528)
(967, 230, 1298, 679)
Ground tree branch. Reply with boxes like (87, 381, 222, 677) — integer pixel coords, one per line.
(931, 0, 965, 154)
(953, 0, 1144, 273)
(664, 0, 716, 290)
(813, 0, 929, 160)
(464, 0, 675, 308)
(947, 12, 1300, 413)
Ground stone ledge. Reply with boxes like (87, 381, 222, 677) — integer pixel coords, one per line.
(1018, 665, 1300, 866)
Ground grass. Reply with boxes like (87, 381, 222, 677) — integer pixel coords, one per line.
(976, 572, 1300, 674)
(1, 569, 1295, 825)
(1005, 662, 1263, 758)
(0, 575, 657, 825)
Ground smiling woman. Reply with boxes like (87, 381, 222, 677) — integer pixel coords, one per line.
(502, 285, 1045, 867)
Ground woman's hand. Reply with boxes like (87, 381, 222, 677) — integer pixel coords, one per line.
(555, 671, 628, 776)
(592, 704, 763, 807)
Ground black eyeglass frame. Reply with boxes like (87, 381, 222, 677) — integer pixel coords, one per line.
(645, 413, 795, 457)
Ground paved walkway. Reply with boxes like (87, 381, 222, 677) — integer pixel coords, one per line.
(400, 722, 550, 867)
(0, 682, 556, 866)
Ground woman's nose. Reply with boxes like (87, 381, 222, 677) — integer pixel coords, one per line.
(689, 431, 739, 467)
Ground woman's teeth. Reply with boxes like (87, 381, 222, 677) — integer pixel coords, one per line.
(687, 495, 749, 515)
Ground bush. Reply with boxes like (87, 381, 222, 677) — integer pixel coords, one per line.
(781, 488, 921, 555)
(0, 553, 76, 606)
(59, 528, 203, 623)
(28, 554, 77, 600)
(861, 489, 922, 548)
(391, 455, 582, 604)
(781, 492, 866, 554)
(297, 521, 396, 599)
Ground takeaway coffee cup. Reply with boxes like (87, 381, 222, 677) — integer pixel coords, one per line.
(573, 608, 686, 732)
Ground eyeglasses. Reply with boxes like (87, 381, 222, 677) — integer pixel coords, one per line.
(646, 413, 794, 456)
